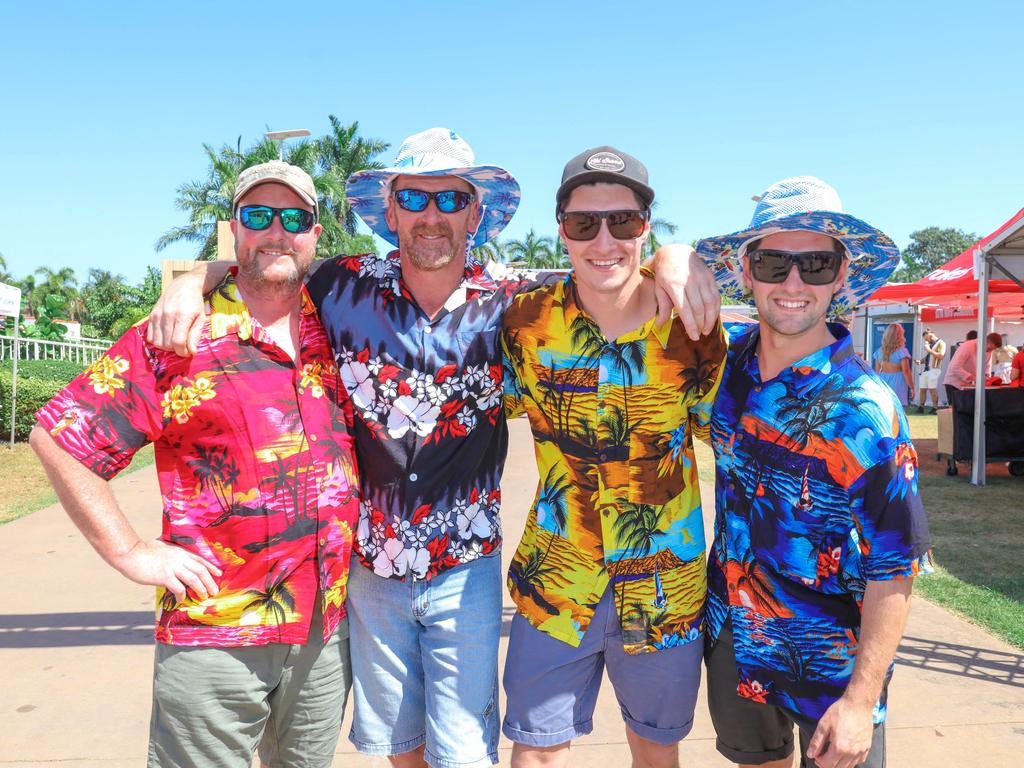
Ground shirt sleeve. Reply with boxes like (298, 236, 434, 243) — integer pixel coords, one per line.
(688, 320, 728, 441)
(848, 440, 933, 581)
(35, 324, 167, 479)
(500, 318, 527, 420)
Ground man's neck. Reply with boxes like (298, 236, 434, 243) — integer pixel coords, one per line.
(235, 278, 302, 362)
(757, 320, 837, 381)
(575, 272, 655, 341)
(401, 253, 467, 319)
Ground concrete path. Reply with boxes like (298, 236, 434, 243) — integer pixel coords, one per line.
(2, 418, 1023, 766)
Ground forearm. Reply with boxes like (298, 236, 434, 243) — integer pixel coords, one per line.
(188, 260, 233, 294)
(29, 426, 143, 572)
(844, 578, 914, 706)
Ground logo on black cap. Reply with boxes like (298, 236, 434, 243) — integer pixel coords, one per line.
(585, 152, 625, 173)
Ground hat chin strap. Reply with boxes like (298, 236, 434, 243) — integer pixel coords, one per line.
(464, 201, 487, 258)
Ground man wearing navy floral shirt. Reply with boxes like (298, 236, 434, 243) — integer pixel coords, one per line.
(689, 177, 933, 768)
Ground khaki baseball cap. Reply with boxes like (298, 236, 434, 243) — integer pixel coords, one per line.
(233, 161, 318, 215)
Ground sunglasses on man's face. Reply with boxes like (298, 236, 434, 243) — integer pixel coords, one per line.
(558, 210, 649, 242)
(237, 205, 316, 234)
(747, 249, 844, 286)
(392, 188, 476, 214)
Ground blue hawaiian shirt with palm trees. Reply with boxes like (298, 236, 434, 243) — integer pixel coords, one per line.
(707, 322, 932, 723)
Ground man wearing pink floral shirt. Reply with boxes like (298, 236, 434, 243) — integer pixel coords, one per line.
(31, 162, 360, 767)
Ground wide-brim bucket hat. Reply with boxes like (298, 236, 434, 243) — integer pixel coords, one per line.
(697, 176, 900, 317)
(346, 127, 520, 249)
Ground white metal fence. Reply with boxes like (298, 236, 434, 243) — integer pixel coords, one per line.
(0, 335, 110, 365)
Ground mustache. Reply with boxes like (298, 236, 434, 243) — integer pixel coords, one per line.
(411, 222, 454, 240)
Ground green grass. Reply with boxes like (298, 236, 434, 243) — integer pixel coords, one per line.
(0, 442, 155, 525)
(904, 409, 1024, 649)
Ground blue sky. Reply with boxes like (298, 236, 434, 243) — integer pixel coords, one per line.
(2, 1, 1021, 285)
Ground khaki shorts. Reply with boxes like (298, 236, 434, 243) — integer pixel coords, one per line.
(148, 609, 350, 768)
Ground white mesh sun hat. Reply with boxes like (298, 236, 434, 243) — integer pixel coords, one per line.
(696, 176, 901, 317)
(346, 127, 520, 249)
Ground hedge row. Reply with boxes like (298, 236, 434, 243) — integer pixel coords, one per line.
(0, 360, 88, 441)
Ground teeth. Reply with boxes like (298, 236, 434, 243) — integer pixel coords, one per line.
(777, 299, 808, 308)
(591, 259, 619, 267)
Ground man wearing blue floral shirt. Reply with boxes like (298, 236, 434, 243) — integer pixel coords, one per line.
(696, 177, 932, 768)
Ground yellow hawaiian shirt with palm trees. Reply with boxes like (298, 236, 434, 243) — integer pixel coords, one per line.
(502, 275, 727, 653)
(36, 272, 359, 647)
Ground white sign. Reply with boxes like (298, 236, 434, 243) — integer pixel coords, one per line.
(0, 281, 21, 318)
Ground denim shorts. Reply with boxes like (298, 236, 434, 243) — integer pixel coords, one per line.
(346, 554, 502, 768)
(502, 587, 703, 747)
(148, 606, 350, 768)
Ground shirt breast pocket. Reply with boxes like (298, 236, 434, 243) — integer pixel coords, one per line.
(742, 470, 850, 592)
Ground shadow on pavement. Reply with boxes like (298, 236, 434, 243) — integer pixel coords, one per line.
(0, 611, 153, 647)
(897, 635, 1024, 688)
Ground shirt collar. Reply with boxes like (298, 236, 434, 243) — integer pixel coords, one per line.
(206, 267, 316, 342)
(737, 322, 855, 397)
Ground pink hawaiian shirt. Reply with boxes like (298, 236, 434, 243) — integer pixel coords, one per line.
(36, 273, 359, 647)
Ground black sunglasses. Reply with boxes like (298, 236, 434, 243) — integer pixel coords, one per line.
(558, 209, 649, 241)
(747, 249, 844, 285)
(237, 205, 316, 234)
(392, 188, 476, 213)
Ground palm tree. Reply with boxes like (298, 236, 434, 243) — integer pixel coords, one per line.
(471, 239, 508, 264)
(601, 339, 646, 426)
(32, 266, 80, 320)
(244, 565, 296, 627)
(643, 200, 679, 259)
(505, 230, 566, 269)
(508, 550, 559, 616)
(777, 375, 859, 448)
(612, 499, 665, 613)
(315, 116, 389, 235)
(536, 466, 570, 534)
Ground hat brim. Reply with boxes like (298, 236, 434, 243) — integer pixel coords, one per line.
(346, 165, 520, 249)
(696, 210, 900, 316)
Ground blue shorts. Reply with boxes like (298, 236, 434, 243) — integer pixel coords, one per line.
(502, 587, 703, 747)
(346, 554, 502, 768)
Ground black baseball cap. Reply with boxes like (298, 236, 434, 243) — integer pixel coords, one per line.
(555, 145, 655, 212)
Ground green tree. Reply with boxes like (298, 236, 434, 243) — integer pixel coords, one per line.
(32, 267, 80, 320)
(891, 227, 978, 283)
(471, 239, 508, 264)
(315, 116, 389, 236)
(642, 201, 679, 259)
(506, 230, 567, 269)
(158, 121, 387, 262)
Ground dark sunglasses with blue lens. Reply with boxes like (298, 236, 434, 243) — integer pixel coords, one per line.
(237, 205, 316, 234)
(392, 188, 476, 214)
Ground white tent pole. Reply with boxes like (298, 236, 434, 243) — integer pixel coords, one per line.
(970, 255, 990, 486)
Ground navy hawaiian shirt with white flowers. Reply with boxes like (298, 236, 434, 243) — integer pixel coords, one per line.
(307, 251, 538, 581)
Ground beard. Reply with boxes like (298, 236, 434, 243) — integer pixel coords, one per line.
(401, 221, 464, 272)
(236, 243, 312, 296)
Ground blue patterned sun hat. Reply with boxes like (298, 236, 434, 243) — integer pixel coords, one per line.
(346, 127, 520, 249)
(697, 176, 900, 316)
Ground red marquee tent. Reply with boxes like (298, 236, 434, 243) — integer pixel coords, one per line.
(870, 207, 1024, 304)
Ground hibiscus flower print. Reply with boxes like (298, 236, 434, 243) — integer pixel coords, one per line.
(386, 395, 440, 438)
(340, 360, 376, 412)
(457, 500, 493, 540)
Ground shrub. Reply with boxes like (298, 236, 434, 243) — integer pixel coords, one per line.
(0, 360, 87, 441)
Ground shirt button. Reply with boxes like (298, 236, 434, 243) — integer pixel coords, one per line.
(319, 538, 326, 546)
(598, 452, 608, 462)
(409, 473, 418, 482)
(309, 434, 318, 442)
(424, 326, 433, 334)
(603, 508, 612, 517)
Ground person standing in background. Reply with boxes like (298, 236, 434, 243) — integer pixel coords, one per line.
(915, 328, 946, 413)
(873, 323, 913, 406)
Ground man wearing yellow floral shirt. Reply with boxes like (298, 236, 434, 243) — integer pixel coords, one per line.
(500, 147, 727, 768)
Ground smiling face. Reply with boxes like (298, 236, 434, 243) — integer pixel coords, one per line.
(231, 182, 320, 294)
(385, 174, 481, 272)
(560, 182, 650, 300)
(742, 230, 847, 339)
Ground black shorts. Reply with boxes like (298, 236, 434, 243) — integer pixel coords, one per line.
(705, 623, 886, 767)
